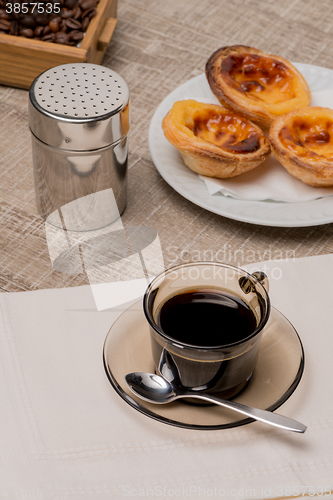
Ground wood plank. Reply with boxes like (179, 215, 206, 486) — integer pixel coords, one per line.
(97, 18, 117, 52)
(0, 36, 87, 88)
(80, 0, 116, 63)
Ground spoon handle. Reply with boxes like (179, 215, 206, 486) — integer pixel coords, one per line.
(181, 393, 306, 433)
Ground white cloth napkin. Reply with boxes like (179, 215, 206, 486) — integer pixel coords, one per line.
(200, 90, 333, 202)
(1, 254, 333, 499)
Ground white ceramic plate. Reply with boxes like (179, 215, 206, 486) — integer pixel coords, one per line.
(148, 63, 333, 227)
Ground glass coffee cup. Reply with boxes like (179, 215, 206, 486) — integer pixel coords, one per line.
(143, 262, 270, 400)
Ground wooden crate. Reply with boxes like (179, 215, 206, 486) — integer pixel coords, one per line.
(0, 0, 117, 89)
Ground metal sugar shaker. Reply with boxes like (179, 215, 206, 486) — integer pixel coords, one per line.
(29, 63, 130, 231)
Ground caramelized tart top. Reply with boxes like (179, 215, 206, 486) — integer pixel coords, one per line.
(276, 108, 333, 162)
(206, 46, 311, 126)
(189, 107, 261, 154)
(169, 100, 264, 155)
(221, 53, 295, 105)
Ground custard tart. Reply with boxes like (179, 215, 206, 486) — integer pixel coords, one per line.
(269, 107, 333, 187)
(206, 46, 311, 128)
(162, 99, 270, 178)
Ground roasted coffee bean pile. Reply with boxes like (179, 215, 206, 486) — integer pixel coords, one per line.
(0, 0, 98, 45)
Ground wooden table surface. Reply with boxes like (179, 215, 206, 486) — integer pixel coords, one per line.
(1, 0, 333, 293)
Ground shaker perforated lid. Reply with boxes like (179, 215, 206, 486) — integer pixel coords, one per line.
(29, 63, 130, 151)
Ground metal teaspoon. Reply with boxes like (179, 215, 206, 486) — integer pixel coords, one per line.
(125, 371, 307, 433)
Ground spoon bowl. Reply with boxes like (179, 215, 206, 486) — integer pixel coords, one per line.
(125, 372, 177, 404)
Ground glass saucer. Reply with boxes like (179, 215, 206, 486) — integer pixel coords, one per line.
(103, 300, 304, 430)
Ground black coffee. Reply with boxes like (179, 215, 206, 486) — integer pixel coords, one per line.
(157, 288, 257, 347)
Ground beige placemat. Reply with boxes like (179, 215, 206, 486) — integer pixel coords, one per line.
(0, 254, 332, 498)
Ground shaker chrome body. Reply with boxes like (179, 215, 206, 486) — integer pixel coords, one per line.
(29, 63, 130, 230)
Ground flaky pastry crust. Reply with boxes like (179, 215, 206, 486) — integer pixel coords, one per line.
(206, 45, 311, 128)
(162, 99, 270, 179)
(269, 106, 333, 187)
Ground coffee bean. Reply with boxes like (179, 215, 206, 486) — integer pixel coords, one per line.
(34, 25, 44, 37)
(82, 7, 95, 19)
(49, 16, 61, 32)
(42, 32, 56, 41)
(43, 25, 51, 35)
(79, 0, 96, 11)
(19, 27, 34, 38)
(0, 9, 10, 20)
(70, 28, 83, 41)
(35, 13, 49, 25)
(55, 30, 70, 43)
(81, 16, 89, 30)
(9, 19, 18, 34)
(20, 14, 36, 29)
(48, 12, 59, 20)
(61, 8, 74, 18)
(65, 17, 80, 29)
(0, 18, 10, 30)
(73, 5, 81, 19)
(65, 0, 78, 9)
